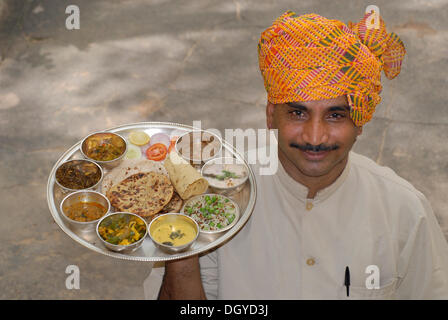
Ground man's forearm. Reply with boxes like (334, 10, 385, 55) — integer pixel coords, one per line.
(158, 255, 206, 300)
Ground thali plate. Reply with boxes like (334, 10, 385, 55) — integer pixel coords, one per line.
(47, 122, 257, 261)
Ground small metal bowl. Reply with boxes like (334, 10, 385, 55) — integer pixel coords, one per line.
(55, 159, 103, 193)
(80, 131, 128, 169)
(148, 213, 199, 254)
(96, 212, 148, 253)
(60, 190, 110, 233)
(201, 157, 249, 195)
(181, 194, 240, 238)
(175, 130, 222, 165)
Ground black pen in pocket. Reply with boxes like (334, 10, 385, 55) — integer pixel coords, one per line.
(344, 266, 350, 297)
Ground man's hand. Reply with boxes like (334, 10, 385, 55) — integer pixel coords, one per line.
(158, 254, 206, 300)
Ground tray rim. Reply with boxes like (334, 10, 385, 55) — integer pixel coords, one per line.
(47, 121, 257, 262)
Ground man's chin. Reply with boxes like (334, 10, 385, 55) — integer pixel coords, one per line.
(296, 166, 331, 178)
(293, 158, 336, 178)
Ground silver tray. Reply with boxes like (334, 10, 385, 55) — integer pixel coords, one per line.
(47, 122, 257, 261)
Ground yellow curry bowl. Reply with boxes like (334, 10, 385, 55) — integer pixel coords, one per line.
(148, 213, 200, 254)
(96, 212, 148, 253)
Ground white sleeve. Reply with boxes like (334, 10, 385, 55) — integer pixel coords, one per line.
(142, 251, 219, 300)
(396, 194, 448, 299)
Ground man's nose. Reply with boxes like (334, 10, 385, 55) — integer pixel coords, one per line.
(301, 118, 329, 146)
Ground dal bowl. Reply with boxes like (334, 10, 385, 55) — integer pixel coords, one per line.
(96, 212, 148, 253)
(149, 213, 199, 254)
(60, 190, 110, 232)
(80, 132, 127, 169)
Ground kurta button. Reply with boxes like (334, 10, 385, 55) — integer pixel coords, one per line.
(306, 258, 315, 266)
(306, 202, 313, 211)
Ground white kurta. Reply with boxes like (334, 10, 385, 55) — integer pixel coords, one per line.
(144, 151, 448, 299)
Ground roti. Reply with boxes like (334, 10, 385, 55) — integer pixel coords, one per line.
(160, 192, 183, 214)
(164, 151, 209, 200)
(106, 171, 174, 218)
(101, 159, 168, 194)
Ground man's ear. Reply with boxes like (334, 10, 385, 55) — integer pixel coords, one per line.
(266, 102, 276, 129)
(356, 126, 363, 136)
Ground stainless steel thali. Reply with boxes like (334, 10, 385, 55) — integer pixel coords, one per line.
(47, 122, 257, 262)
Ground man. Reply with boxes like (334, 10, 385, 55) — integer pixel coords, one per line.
(145, 11, 448, 299)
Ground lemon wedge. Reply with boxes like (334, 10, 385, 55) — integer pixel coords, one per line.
(124, 144, 142, 160)
(128, 131, 150, 146)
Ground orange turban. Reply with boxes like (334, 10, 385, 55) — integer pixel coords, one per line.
(258, 10, 406, 126)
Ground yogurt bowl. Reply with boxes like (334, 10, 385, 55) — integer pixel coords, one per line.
(201, 157, 249, 195)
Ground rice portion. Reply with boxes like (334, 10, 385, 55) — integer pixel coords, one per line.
(183, 194, 237, 231)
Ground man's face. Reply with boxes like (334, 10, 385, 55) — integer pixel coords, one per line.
(267, 95, 362, 178)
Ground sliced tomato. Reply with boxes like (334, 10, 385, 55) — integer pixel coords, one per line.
(168, 139, 176, 153)
(146, 143, 168, 161)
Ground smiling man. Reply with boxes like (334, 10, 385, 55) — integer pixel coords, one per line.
(270, 96, 359, 199)
(146, 11, 448, 299)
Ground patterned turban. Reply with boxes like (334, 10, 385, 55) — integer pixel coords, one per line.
(258, 10, 406, 126)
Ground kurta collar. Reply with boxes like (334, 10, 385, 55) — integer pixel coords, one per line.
(275, 152, 352, 203)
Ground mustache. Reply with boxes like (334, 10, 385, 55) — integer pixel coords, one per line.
(290, 142, 339, 152)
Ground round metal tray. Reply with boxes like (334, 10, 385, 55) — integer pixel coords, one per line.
(47, 122, 257, 261)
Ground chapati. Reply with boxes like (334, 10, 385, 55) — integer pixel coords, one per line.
(106, 171, 174, 218)
(160, 192, 183, 214)
(101, 158, 168, 194)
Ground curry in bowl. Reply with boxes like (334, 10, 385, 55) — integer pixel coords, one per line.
(82, 132, 127, 162)
(98, 213, 147, 246)
(150, 215, 197, 247)
(149, 213, 199, 253)
(64, 200, 107, 222)
(55, 159, 102, 191)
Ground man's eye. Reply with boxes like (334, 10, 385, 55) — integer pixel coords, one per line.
(329, 113, 345, 119)
(289, 110, 304, 117)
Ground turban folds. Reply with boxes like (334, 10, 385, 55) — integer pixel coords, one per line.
(258, 11, 406, 126)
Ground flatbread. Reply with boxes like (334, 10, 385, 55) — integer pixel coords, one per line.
(163, 151, 209, 200)
(106, 172, 174, 218)
(160, 192, 183, 214)
(101, 159, 168, 194)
